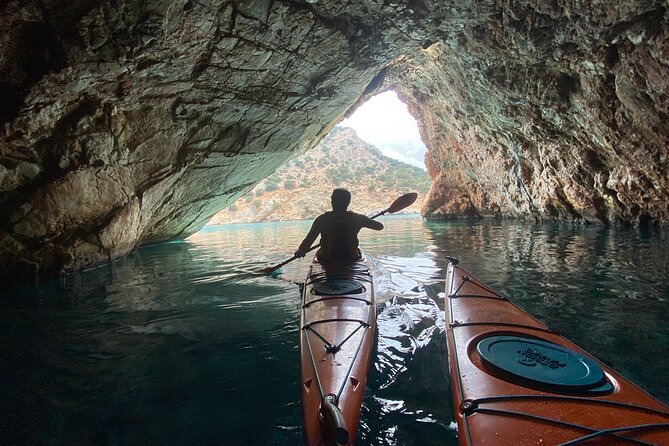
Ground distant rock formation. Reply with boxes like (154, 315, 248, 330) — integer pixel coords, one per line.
(1, 1, 667, 281)
(208, 127, 429, 224)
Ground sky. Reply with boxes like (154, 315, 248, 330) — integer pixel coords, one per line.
(337, 90, 427, 170)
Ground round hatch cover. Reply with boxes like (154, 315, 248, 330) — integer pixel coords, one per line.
(312, 279, 364, 295)
(477, 335, 612, 394)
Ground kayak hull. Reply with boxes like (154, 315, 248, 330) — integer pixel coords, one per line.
(300, 254, 375, 446)
(445, 260, 669, 445)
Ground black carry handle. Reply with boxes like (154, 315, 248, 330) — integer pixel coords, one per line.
(319, 394, 349, 445)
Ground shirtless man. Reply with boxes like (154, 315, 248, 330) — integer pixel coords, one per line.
(295, 188, 383, 262)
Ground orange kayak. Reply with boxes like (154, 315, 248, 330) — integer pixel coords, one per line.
(300, 254, 376, 445)
(445, 258, 669, 445)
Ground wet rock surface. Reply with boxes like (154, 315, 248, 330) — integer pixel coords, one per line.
(1, 1, 667, 280)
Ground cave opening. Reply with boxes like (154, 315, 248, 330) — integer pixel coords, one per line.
(337, 90, 427, 171)
(206, 90, 430, 226)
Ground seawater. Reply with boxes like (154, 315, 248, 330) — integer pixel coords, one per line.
(1, 216, 668, 445)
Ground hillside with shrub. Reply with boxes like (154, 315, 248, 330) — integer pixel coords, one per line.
(208, 127, 431, 224)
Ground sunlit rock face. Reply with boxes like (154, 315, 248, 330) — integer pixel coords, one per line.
(1, 0, 667, 281)
(386, 3, 668, 224)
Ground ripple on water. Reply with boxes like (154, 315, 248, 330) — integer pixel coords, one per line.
(358, 284, 454, 446)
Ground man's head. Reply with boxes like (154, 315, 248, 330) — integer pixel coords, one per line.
(331, 188, 351, 211)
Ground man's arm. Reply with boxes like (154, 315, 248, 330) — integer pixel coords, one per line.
(359, 214, 383, 231)
(295, 216, 322, 258)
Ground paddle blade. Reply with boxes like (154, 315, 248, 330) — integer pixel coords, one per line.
(257, 266, 282, 276)
(386, 192, 418, 214)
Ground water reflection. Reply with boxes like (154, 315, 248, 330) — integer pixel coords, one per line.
(362, 289, 455, 446)
(1, 234, 303, 445)
(0, 216, 666, 446)
(422, 219, 669, 404)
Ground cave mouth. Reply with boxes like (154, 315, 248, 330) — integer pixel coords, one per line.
(337, 90, 427, 171)
(204, 90, 431, 226)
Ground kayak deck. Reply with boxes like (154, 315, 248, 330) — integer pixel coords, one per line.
(445, 259, 669, 445)
(300, 255, 376, 446)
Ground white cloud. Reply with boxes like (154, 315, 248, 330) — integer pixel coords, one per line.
(338, 91, 427, 170)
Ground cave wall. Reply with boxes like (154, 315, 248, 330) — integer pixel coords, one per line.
(386, 2, 668, 224)
(1, 0, 668, 282)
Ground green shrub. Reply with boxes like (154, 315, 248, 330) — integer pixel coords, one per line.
(264, 177, 280, 192)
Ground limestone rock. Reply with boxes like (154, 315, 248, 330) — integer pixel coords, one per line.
(1, 0, 440, 280)
(381, 4, 669, 224)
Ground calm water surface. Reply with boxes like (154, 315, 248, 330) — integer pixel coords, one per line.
(1, 216, 668, 445)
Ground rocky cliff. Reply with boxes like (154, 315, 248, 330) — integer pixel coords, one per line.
(1, 1, 667, 281)
(207, 126, 429, 224)
(382, 5, 669, 224)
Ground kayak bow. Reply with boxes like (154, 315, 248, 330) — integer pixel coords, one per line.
(300, 253, 376, 446)
(445, 258, 669, 445)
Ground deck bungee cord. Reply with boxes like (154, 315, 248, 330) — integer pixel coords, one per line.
(461, 398, 669, 446)
(300, 257, 376, 445)
(302, 268, 373, 399)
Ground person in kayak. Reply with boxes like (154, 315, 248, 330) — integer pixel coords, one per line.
(294, 188, 383, 262)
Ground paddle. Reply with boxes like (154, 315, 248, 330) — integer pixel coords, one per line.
(258, 192, 418, 275)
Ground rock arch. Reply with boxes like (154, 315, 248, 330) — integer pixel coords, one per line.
(1, 1, 667, 281)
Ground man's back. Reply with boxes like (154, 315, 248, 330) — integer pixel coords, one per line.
(317, 211, 363, 260)
(295, 188, 384, 262)
(298, 210, 383, 262)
